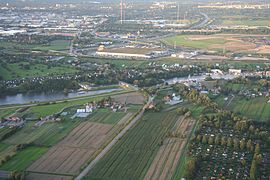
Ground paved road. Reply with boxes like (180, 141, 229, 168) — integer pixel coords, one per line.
(0, 170, 10, 179)
(191, 12, 209, 29)
(75, 96, 153, 180)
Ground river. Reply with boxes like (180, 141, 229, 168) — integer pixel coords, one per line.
(0, 88, 123, 106)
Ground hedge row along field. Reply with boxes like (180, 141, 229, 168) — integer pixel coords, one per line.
(86, 110, 194, 180)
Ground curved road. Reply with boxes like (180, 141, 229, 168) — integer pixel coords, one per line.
(75, 96, 154, 180)
(191, 12, 209, 29)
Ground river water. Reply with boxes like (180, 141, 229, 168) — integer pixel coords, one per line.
(0, 88, 123, 106)
(0, 73, 238, 106)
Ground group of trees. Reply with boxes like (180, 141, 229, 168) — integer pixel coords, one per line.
(195, 134, 256, 152)
(250, 144, 262, 180)
(0, 79, 80, 95)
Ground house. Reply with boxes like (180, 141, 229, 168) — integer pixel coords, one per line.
(77, 109, 86, 113)
(229, 69, 242, 75)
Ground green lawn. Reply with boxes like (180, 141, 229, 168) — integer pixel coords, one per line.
(0, 62, 77, 80)
(163, 35, 228, 49)
(0, 146, 48, 171)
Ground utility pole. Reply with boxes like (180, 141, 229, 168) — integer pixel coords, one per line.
(177, 3, 180, 22)
(120, 0, 123, 24)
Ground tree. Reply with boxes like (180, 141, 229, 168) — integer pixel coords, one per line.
(255, 154, 262, 165)
(247, 139, 254, 152)
(250, 159, 256, 180)
(196, 135, 202, 142)
(227, 137, 232, 147)
(233, 138, 239, 150)
(202, 135, 208, 144)
(249, 125, 255, 133)
(184, 158, 198, 180)
(221, 136, 227, 146)
(208, 136, 214, 145)
(241, 159, 246, 166)
(255, 143, 260, 154)
(258, 79, 269, 87)
(214, 135, 220, 145)
(240, 139, 246, 150)
(176, 107, 188, 115)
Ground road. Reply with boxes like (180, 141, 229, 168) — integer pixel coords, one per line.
(75, 96, 154, 180)
(0, 170, 10, 179)
(191, 12, 210, 29)
(225, 94, 235, 108)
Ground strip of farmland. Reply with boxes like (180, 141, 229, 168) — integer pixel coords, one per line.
(27, 122, 118, 175)
(144, 117, 196, 180)
(85, 111, 193, 180)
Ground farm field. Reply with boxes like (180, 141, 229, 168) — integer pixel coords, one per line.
(85, 110, 192, 180)
(33, 40, 71, 51)
(27, 122, 114, 175)
(26, 173, 73, 180)
(0, 108, 17, 119)
(144, 117, 195, 180)
(0, 40, 70, 52)
(26, 102, 140, 176)
(4, 120, 80, 146)
(0, 91, 141, 174)
(220, 19, 270, 26)
(112, 92, 145, 105)
(0, 146, 48, 171)
(0, 144, 16, 162)
(0, 127, 15, 141)
(225, 96, 270, 122)
(163, 34, 270, 54)
(88, 109, 127, 124)
(0, 62, 78, 80)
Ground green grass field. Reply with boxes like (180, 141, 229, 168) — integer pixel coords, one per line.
(86, 111, 179, 180)
(4, 120, 81, 147)
(88, 109, 127, 124)
(0, 127, 14, 141)
(229, 96, 270, 121)
(221, 19, 270, 26)
(0, 146, 48, 171)
(33, 40, 70, 51)
(0, 62, 77, 80)
(163, 35, 228, 49)
(0, 40, 70, 52)
(213, 95, 270, 122)
(0, 108, 17, 119)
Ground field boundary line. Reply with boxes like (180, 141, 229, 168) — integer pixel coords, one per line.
(75, 96, 153, 180)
